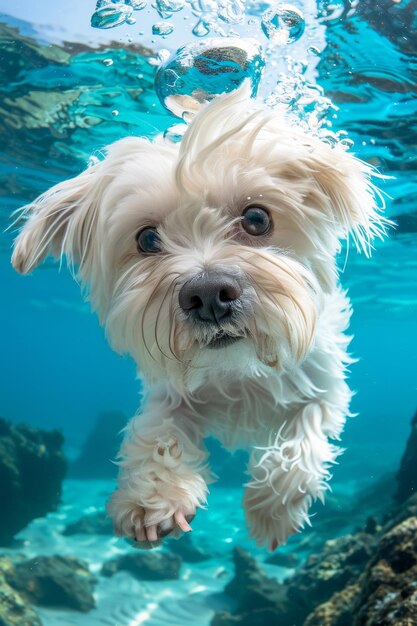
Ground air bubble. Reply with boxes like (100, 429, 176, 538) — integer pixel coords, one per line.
(154, 38, 265, 118)
(261, 4, 305, 45)
(103, 58, 114, 66)
(158, 49, 171, 62)
(152, 21, 174, 35)
(111, 109, 119, 116)
(192, 18, 210, 37)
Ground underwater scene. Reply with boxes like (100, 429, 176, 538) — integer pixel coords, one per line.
(0, 0, 417, 624)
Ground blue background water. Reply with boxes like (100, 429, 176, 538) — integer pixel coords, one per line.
(0, 0, 416, 509)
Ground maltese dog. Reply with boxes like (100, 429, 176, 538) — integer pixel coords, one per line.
(11, 85, 388, 550)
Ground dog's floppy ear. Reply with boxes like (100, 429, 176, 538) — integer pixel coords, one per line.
(303, 140, 391, 256)
(11, 161, 102, 275)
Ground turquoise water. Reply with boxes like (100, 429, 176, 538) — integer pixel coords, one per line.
(0, 1, 416, 624)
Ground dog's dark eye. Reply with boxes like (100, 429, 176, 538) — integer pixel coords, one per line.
(241, 206, 271, 236)
(136, 227, 161, 254)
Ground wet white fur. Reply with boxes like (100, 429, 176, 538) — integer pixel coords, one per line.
(11, 86, 389, 548)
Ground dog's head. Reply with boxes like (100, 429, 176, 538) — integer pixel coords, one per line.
(11, 86, 388, 391)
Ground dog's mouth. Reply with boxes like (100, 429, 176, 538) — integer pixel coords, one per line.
(207, 332, 244, 350)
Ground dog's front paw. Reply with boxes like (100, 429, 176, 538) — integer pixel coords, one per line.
(107, 488, 197, 546)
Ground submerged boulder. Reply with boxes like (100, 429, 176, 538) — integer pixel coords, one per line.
(285, 532, 375, 613)
(5, 555, 96, 612)
(210, 547, 297, 626)
(0, 417, 67, 545)
(0, 556, 42, 626)
(102, 551, 182, 581)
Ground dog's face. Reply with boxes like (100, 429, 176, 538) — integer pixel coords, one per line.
(11, 87, 386, 391)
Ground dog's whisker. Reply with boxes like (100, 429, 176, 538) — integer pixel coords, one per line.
(154, 273, 183, 363)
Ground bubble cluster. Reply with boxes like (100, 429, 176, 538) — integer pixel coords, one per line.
(154, 38, 265, 118)
(265, 57, 339, 141)
(91, 2, 133, 29)
(89, 0, 351, 152)
(261, 4, 305, 45)
(218, 0, 245, 24)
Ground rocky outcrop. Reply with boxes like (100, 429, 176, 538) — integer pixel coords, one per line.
(353, 515, 417, 625)
(212, 502, 417, 626)
(396, 409, 417, 503)
(0, 417, 67, 545)
(4, 555, 96, 612)
(307, 499, 417, 626)
(71, 411, 126, 479)
(212, 531, 375, 626)
(286, 532, 376, 614)
(211, 548, 297, 626)
(0, 557, 41, 626)
(102, 551, 182, 581)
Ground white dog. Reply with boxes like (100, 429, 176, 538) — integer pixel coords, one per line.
(11, 86, 388, 550)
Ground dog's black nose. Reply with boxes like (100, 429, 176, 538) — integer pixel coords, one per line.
(179, 272, 242, 323)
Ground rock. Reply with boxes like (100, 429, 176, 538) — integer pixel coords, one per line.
(396, 409, 417, 503)
(63, 511, 113, 536)
(286, 532, 375, 614)
(0, 557, 42, 626)
(353, 516, 417, 625)
(304, 583, 361, 626)
(5, 555, 96, 612)
(212, 608, 284, 626)
(0, 417, 67, 545)
(101, 551, 182, 581)
(212, 535, 375, 626)
(302, 497, 417, 625)
(167, 533, 212, 563)
(70, 411, 126, 479)
(264, 551, 299, 568)
(210, 548, 303, 626)
(224, 548, 289, 615)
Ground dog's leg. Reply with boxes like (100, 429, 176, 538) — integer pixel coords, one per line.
(243, 402, 341, 550)
(107, 390, 209, 544)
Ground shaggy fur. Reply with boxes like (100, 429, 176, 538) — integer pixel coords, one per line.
(11, 85, 389, 549)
